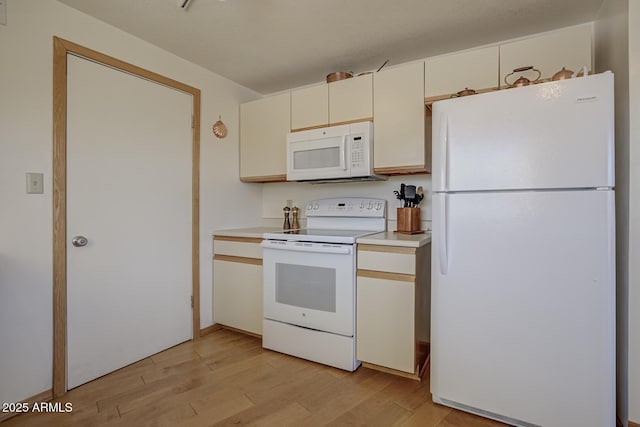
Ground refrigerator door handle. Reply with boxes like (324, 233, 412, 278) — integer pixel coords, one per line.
(439, 194, 449, 275)
(440, 115, 449, 191)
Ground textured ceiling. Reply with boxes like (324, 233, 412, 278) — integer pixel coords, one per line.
(57, 0, 604, 94)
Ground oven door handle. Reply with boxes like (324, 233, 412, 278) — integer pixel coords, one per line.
(261, 240, 352, 255)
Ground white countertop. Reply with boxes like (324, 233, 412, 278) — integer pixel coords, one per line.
(213, 227, 431, 247)
(357, 231, 432, 248)
(213, 227, 283, 239)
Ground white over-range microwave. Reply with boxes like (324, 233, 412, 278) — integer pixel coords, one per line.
(286, 121, 387, 182)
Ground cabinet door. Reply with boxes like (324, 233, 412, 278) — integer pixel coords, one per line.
(239, 92, 290, 182)
(373, 62, 428, 174)
(356, 275, 415, 373)
(213, 259, 263, 335)
(500, 24, 592, 88)
(291, 84, 329, 131)
(329, 74, 373, 125)
(425, 46, 499, 100)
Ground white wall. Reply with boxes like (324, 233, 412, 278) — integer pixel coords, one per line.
(627, 2, 640, 423)
(0, 0, 262, 404)
(595, 0, 640, 424)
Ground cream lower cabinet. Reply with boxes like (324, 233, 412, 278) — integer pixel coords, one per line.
(356, 243, 431, 379)
(213, 236, 263, 335)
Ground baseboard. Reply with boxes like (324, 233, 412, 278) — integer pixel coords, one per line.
(199, 323, 223, 337)
(0, 389, 52, 422)
(361, 362, 421, 380)
(218, 324, 262, 338)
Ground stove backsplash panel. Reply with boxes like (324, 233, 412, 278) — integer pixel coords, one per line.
(261, 175, 432, 231)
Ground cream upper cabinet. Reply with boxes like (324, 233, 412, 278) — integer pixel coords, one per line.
(425, 46, 499, 101)
(500, 24, 592, 88)
(328, 73, 373, 125)
(373, 61, 429, 174)
(291, 84, 329, 131)
(239, 92, 290, 182)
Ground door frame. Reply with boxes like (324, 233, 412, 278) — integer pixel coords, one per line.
(52, 36, 201, 397)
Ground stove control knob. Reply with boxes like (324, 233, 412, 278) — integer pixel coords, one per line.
(367, 203, 373, 210)
(307, 203, 313, 211)
(313, 203, 319, 210)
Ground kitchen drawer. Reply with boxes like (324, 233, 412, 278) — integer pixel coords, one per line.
(213, 236, 263, 259)
(357, 245, 415, 275)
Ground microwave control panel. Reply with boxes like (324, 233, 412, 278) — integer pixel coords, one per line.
(351, 135, 364, 168)
(348, 130, 371, 175)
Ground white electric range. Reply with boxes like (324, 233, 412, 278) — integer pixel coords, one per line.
(261, 197, 386, 371)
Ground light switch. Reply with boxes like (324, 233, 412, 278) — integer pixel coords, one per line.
(26, 172, 44, 194)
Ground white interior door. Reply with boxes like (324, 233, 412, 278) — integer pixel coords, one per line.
(66, 55, 193, 389)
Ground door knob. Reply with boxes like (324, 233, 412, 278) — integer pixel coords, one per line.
(71, 236, 88, 247)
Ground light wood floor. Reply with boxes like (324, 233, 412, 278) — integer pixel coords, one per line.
(3, 329, 507, 426)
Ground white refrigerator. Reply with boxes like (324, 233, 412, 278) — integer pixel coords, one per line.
(430, 72, 616, 427)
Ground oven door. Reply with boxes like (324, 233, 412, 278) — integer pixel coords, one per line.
(262, 240, 356, 337)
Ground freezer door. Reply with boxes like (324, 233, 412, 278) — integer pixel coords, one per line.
(431, 190, 615, 427)
(432, 73, 614, 192)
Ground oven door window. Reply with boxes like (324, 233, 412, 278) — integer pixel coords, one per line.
(275, 263, 336, 313)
